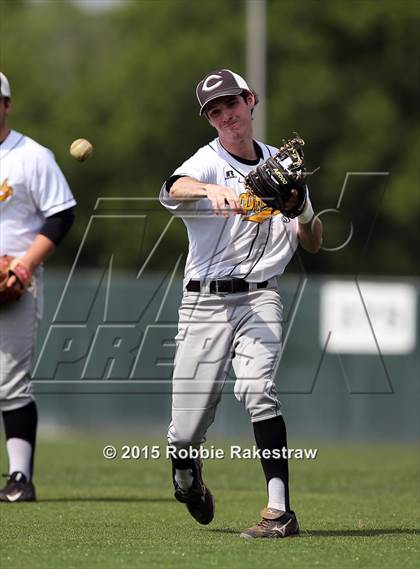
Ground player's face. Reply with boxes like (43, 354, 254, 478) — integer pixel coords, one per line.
(205, 94, 254, 143)
(0, 97, 12, 137)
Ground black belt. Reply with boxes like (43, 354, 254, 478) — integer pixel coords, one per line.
(186, 279, 269, 294)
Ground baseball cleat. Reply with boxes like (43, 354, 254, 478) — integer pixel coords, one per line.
(173, 459, 215, 525)
(0, 471, 37, 503)
(240, 508, 299, 538)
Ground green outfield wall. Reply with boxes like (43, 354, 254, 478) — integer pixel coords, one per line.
(32, 271, 419, 441)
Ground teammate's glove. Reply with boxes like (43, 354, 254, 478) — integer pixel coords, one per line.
(0, 256, 32, 304)
(244, 135, 311, 220)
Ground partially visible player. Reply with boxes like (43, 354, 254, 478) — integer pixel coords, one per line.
(160, 69, 322, 537)
(0, 72, 76, 502)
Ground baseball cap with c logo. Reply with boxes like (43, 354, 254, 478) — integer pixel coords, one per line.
(196, 69, 251, 116)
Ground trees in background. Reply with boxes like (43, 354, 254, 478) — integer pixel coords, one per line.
(2, 0, 418, 275)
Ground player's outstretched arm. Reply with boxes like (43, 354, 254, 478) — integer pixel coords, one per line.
(298, 216, 323, 253)
(283, 188, 322, 253)
(169, 176, 243, 217)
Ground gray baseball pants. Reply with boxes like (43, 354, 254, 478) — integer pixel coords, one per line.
(167, 284, 283, 449)
(0, 276, 42, 412)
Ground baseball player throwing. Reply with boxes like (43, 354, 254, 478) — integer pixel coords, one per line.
(0, 72, 76, 502)
(160, 69, 322, 538)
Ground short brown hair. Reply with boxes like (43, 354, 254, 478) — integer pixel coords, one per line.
(241, 90, 259, 114)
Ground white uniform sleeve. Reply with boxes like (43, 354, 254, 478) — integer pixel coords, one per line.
(30, 148, 76, 217)
(159, 146, 217, 215)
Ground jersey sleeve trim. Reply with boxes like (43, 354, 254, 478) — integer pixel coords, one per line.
(41, 197, 77, 218)
(159, 180, 199, 214)
(165, 174, 187, 193)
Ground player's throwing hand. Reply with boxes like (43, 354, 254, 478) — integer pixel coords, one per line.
(204, 184, 243, 216)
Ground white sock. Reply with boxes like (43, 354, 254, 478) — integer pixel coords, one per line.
(175, 468, 193, 490)
(267, 477, 286, 512)
(6, 438, 32, 480)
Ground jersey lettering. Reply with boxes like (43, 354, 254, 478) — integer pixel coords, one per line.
(239, 191, 281, 224)
(0, 178, 13, 202)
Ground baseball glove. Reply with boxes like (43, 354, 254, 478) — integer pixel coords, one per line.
(244, 135, 308, 219)
(0, 256, 32, 304)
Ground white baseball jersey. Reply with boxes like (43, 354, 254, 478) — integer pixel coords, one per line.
(160, 138, 299, 285)
(0, 130, 76, 257)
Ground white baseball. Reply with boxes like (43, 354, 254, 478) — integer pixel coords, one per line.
(70, 138, 93, 162)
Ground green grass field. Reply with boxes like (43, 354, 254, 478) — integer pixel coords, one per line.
(0, 435, 418, 569)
